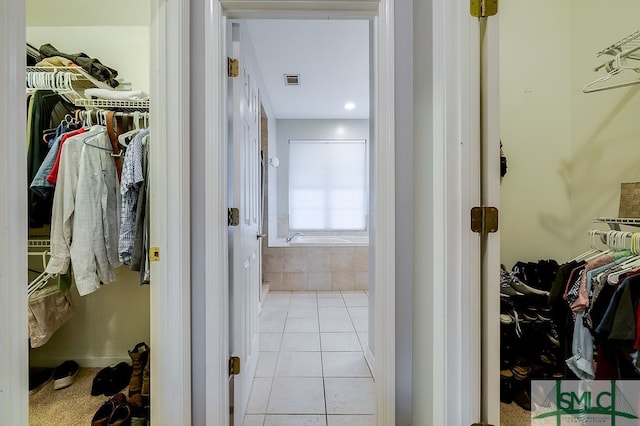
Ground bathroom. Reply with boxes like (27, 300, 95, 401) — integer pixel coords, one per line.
(247, 20, 372, 294)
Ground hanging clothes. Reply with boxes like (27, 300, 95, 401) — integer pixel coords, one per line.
(119, 129, 149, 266)
(27, 90, 74, 228)
(45, 126, 122, 296)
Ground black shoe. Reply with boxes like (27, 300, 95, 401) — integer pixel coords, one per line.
(523, 306, 538, 321)
(500, 266, 524, 297)
(52, 360, 80, 390)
(92, 362, 133, 396)
(512, 384, 532, 411)
(546, 326, 561, 347)
(500, 369, 514, 404)
(539, 349, 557, 366)
(537, 306, 552, 322)
(29, 367, 54, 395)
(91, 393, 126, 425)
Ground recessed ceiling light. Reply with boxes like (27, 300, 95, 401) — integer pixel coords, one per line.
(344, 102, 356, 110)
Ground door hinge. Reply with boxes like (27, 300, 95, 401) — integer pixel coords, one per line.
(470, 0, 498, 17)
(471, 206, 499, 233)
(228, 57, 239, 77)
(229, 356, 241, 376)
(228, 207, 240, 226)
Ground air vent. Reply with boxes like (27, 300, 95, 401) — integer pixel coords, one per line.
(284, 74, 300, 86)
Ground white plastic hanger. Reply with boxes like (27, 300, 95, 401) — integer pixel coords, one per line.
(571, 230, 601, 262)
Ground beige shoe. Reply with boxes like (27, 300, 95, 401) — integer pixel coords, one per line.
(128, 342, 150, 396)
(141, 353, 150, 398)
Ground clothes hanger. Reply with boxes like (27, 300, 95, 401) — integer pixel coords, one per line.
(572, 230, 603, 262)
(118, 112, 141, 147)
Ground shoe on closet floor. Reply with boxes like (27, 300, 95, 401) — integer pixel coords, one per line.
(52, 360, 79, 390)
(546, 325, 561, 347)
(92, 393, 127, 426)
(29, 367, 54, 395)
(522, 306, 538, 321)
(108, 393, 143, 426)
(92, 362, 133, 396)
(506, 265, 550, 296)
(500, 369, 514, 404)
(500, 266, 525, 297)
(128, 342, 150, 396)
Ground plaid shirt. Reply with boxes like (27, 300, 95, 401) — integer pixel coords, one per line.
(119, 129, 148, 264)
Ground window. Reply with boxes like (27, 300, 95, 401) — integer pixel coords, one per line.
(289, 139, 367, 230)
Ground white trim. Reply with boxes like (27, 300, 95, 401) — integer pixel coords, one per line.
(204, 1, 231, 424)
(372, 1, 396, 425)
(149, 0, 192, 423)
(1, 0, 192, 424)
(480, 12, 501, 425)
(206, 2, 396, 425)
(464, 9, 483, 426)
(429, 0, 448, 419)
(0, 0, 28, 424)
(413, 0, 482, 424)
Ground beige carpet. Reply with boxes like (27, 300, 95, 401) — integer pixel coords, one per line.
(500, 402, 531, 425)
(29, 368, 126, 425)
(30, 369, 525, 425)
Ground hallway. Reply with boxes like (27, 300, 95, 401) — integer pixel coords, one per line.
(242, 291, 375, 425)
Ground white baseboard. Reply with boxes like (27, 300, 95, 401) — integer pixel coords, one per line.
(364, 345, 375, 378)
(30, 355, 130, 369)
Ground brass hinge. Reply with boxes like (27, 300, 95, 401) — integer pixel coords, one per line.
(229, 356, 241, 376)
(228, 207, 240, 226)
(228, 57, 239, 77)
(470, 0, 498, 17)
(471, 206, 499, 233)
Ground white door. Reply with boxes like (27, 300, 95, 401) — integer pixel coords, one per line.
(228, 21, 262, 425)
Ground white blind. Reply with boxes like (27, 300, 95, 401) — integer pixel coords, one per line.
(289, 139, 367, 230)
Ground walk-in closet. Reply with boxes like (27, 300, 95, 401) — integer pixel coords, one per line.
(498, 1, 640, 423)
(26, 1, 153, 423)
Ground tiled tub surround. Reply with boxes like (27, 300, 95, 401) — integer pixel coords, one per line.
(262, 246, 369, 291)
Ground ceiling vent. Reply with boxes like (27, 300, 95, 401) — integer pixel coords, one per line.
(284, 74, 300, 86)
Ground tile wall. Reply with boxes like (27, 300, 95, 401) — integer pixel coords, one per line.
(262, 246, 369, 291)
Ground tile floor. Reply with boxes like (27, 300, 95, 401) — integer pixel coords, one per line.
(243, 290, 375, 426)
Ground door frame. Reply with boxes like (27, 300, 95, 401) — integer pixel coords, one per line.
(0, 1, 29, 423)
(203, 1, 396, 425)
(0, 0, 192, 423)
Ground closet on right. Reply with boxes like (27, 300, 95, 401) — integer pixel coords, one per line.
(498, 0, 640, 417)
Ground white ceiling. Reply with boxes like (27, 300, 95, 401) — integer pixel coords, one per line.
(244, 20, 370, 120)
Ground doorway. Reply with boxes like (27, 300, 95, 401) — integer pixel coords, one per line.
(0, 0, 191, 424)
(230, 17, 377, 425)
(197, 1, 396, 425)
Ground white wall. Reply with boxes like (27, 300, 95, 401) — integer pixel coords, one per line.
(499, 0, 573, 269)
(569, 1, 640, 254)
(27, 0, 151, 366)
(500, 1, 640, 269)
(27, 27, 150, 92)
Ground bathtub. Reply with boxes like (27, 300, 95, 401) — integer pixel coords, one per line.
(287, 235, 369, 246)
